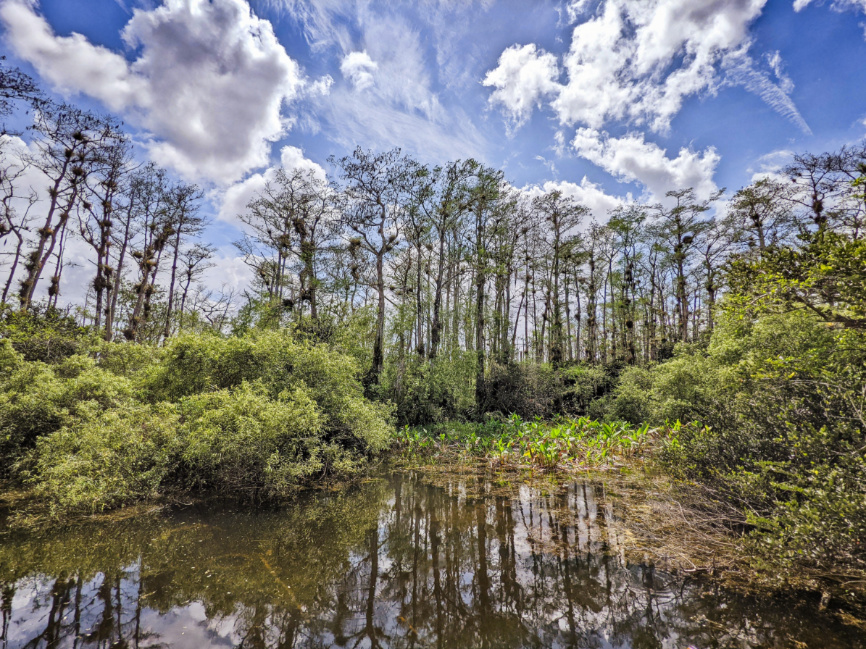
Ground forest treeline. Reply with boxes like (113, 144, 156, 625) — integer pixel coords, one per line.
(1, 63, 865, 605)
(1, 62, 862, 402)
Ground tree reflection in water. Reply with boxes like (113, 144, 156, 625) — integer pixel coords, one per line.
(0, 470, 860, 648)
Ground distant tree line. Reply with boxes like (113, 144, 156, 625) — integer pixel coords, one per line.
(2, 61, 864, 387)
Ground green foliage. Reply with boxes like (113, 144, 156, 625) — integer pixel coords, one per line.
(178, 382, 329, 496)
(642, 246, 866, 598)
(0, 338, 22, 374)
(0, 302, 94, 362)
(0, 327, 394, 517)
(480, 361, 615, 422)
(727, 231, 866, 330)
(481, 361, 558, 419)
(29, 403, 180, 516)
(92, 340, 162, 377)
(589, 365, 654, 423)
(144, 331, 392, 451)
(397, 414, 656, 470)
(0, 355, 134, 475)
(384, 351, 476, 425)
(559, 364, 612, 413)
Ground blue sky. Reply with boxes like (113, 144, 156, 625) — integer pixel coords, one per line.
(2, 0, 866, 297)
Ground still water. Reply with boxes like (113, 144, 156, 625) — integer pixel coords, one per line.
(0, 469, 861, 649)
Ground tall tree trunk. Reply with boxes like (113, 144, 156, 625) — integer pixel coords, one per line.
(162, 228, 183, 342)
(1, 228, 23, 303)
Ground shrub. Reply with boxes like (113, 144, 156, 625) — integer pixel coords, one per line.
(29, 403, 181, 516)
(179, 382, 328, 497)
(559, 364, 612, 414)
(92, 340, 161, 377)
(650, 307, 866, 596)
(0, 302, 94, 363)
(592, 365, 654, 424)
(481, 362, 617, 421)
(385, 352, 476, 425)
(0, 326, 395, 517)
(481, 361, 559, 419)
(143, 331, 392, 451)
(0, 356, 134, 475)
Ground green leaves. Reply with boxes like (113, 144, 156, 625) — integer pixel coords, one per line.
(395, 415, 655, 470)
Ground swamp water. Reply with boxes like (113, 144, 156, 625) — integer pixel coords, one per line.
(0, 469, 861, 649)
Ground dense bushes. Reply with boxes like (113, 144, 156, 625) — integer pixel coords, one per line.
(652, 313, 866, 600)
(586, 235, 866, 600)
(386, 352, 615, 426)
(30, 403, 180, 515)
(0, 303, 93, 363)
(0, 330, 393, 516)
(144, 332, 392, 451)
(0, 344, 135, 476)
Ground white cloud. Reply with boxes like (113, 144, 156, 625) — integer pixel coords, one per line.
(554, 0, 770, 132)
(571, 128, 720, 201)
(765, 50, 794, 94)
(340, 51, 378, 91)
(486, 0, 807, 136)
(0, 0, 148, 111)
(722, 47, 811, 134)
(482, 44, 560, 132)
(564, 0, 594, 23)
(217, 145, 325, 225)
(746, 148, 794, 182)
(0, 0, 304, 184)
(271, 0, 488, 161)
(794, 0, 866, 12)
(524, 177, 629, 220)
(198, 248, 254, 295)
(358, 13, 442, 119)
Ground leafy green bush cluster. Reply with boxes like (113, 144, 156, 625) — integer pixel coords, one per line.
(383, 352, 477, 425)
(0, 330, 393, 516)
(590, 234, 866, 600)
(0, 303, 95, 363)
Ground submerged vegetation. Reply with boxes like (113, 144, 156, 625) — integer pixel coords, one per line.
(0, 63, 865, 617)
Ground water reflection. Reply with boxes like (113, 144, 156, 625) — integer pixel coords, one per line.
(0, 471, 859, 648)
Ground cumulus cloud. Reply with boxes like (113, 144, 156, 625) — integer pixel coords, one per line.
(523, 177, 629, 221)
(0, 0, 148, 111)
(217, 145, 325, 224)
(340, 51, 378, 90)
(571, 128, 721, 201)
(483, 44, 560, 132)
(485, 0, 807, 136)
(0, 0, 304, 184)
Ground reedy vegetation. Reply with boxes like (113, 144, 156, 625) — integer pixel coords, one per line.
(1, 64, 865, 605)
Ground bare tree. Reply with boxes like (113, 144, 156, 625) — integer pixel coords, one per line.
(125, 164, 172, 341)
(176, 242, 215, 333)
(332, 147, 412, 385)
(161, 181, 205, 342)
(79, 132, 132, 337)
(18, 104, 122, 310)
(0, 138, 37, 303)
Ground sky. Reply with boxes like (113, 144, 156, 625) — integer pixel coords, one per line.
(1, 0, 866, 302)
